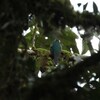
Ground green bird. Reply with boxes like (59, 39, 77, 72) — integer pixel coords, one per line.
(50, 39, 62, 66)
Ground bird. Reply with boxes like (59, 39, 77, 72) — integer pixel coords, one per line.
(50, 39, 62, 66)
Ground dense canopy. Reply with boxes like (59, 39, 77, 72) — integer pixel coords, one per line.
(0, 0, 100, 100)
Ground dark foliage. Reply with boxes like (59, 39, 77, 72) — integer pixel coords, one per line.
(28, 51, 100, 100)
(0, 0, 100, 100)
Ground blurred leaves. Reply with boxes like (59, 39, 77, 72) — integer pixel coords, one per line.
(59, 27, 79, 53)
(1, 0, 100, 100)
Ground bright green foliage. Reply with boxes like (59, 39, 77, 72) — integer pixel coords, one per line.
(31, 48, 53, 73)
(59, 27, 79, 53)
(32, 48, 71, 73)
(25, 25, 79, 53)
(35, 34, 53, 49)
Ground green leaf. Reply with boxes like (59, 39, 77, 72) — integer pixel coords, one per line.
(71, 42, 79, 54)
(25, 32, 33, 47)
(87, 41, 94, 54)
(58, 27, 78, 52)
(93, 2, 98, 15)
(81, 40, 89, 54)
(83, 3, 88, 11)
